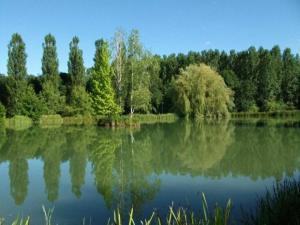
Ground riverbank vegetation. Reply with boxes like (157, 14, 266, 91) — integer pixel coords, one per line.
(0, 30, 300, 122)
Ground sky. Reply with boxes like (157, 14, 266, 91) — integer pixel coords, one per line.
(0, 0, 300, 75)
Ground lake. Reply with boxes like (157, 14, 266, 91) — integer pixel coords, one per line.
(0, 119, 299, 224)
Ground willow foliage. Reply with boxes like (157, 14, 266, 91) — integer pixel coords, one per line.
(174, 64, 233, 119)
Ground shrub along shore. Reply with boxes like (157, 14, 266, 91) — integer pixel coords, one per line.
(2, 113, 178, 130)
(231, 110, 300, 118)
(3, 110, 300, 130)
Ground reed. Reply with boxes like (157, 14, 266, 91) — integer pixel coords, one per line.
(107, 193, 232, 225)
(242, 178, 300, 225)
(0, 194, 231, 225)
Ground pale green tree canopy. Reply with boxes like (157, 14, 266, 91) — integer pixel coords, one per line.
(173, 64, 233, 119)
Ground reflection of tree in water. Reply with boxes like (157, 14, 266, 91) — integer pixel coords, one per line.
(177, 121, 233, 172)
(0, 120, 300, 208)
(67, 127, 95, 198)
(41, 129, 66, 202)
(208, 121, 300, 180)
(3, 128, 43, 205)
(89, 129, 122, 208)
(0, 122, 6, 153)
(145, 121, 234, 176)
(112, 128, 161, 217)
(9, 158, 28, 205)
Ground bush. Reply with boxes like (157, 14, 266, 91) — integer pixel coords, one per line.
(69, 85, 93, 115)
(5, 115, 33, 130)
(6, 80, 44, 121)
(63, 115, 84, 126)
(266, 101, 286, 112)
(39, 115, 63, 128)
(40, 81, 65, 114)
(0, 103, 6, 118)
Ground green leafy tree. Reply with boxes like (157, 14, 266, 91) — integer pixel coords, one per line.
(67, 36, 92, 115)
(90, 39, 120, 116)
(147, 55, 163, 113)
(257, 48, 278, 111)
(41, 34, 64, 114)
(173, 64, 233, 118)
(42, 34, 60, 85)
(111, 29, 127, 110)
(125, 30, 151, 115)
(7, 33, 27, 80)
(235, 47, 259, 112)
(6, 33, 43, 119)
(270, 46, 283, 101)
(68, 36, 85, 87)
(282, 48, 299, 107)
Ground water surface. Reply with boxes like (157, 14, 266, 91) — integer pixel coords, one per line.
(0, 119, 299, 224)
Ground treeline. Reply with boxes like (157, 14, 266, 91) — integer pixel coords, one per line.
(0, 30, 300, 120)
(160, 47, 300, 112)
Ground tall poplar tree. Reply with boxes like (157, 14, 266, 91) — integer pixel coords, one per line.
(6, 33, 43, 118)
(282, 48, 298, 107)
(42, 34, 59, 85)
(90, 39, 120, 116)
(67, 36, 92, 115)
(68, 36, 85, 87)
(41, 34, 63, 114)
(7, 33, 27, 80)
(257, 48, 277, 111)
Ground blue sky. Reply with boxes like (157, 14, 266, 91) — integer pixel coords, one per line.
(0, 0, 300, 75)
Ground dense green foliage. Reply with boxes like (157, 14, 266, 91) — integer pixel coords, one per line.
(172, 64, 233, 118)
(160, 47, 300, 113)
(40, 34, 64, 114)
(89, 39, 120, 116)
(0, 32, 299, 119)
(67, 37, 92, 115)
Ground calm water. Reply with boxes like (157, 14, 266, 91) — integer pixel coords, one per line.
(0, 120, 300, 224)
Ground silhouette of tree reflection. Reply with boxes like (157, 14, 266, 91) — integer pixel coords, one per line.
(0, 119, 299, 208)
(9, 158, 28, 205)
(3, 128, 42, 205)
(41, 129, 66, 202)
(67, 127, 94, 198)
(90, 129, 122, 208)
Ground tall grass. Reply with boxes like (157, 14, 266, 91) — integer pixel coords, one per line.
(107, 193, 232, 225)
(242, 178, 300, 225)
(0, 194, 232, 225)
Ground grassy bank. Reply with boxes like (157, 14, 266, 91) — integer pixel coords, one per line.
(230, 110, 300, 119)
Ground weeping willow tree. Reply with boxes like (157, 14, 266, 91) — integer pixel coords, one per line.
(173, 64, 233, 119)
